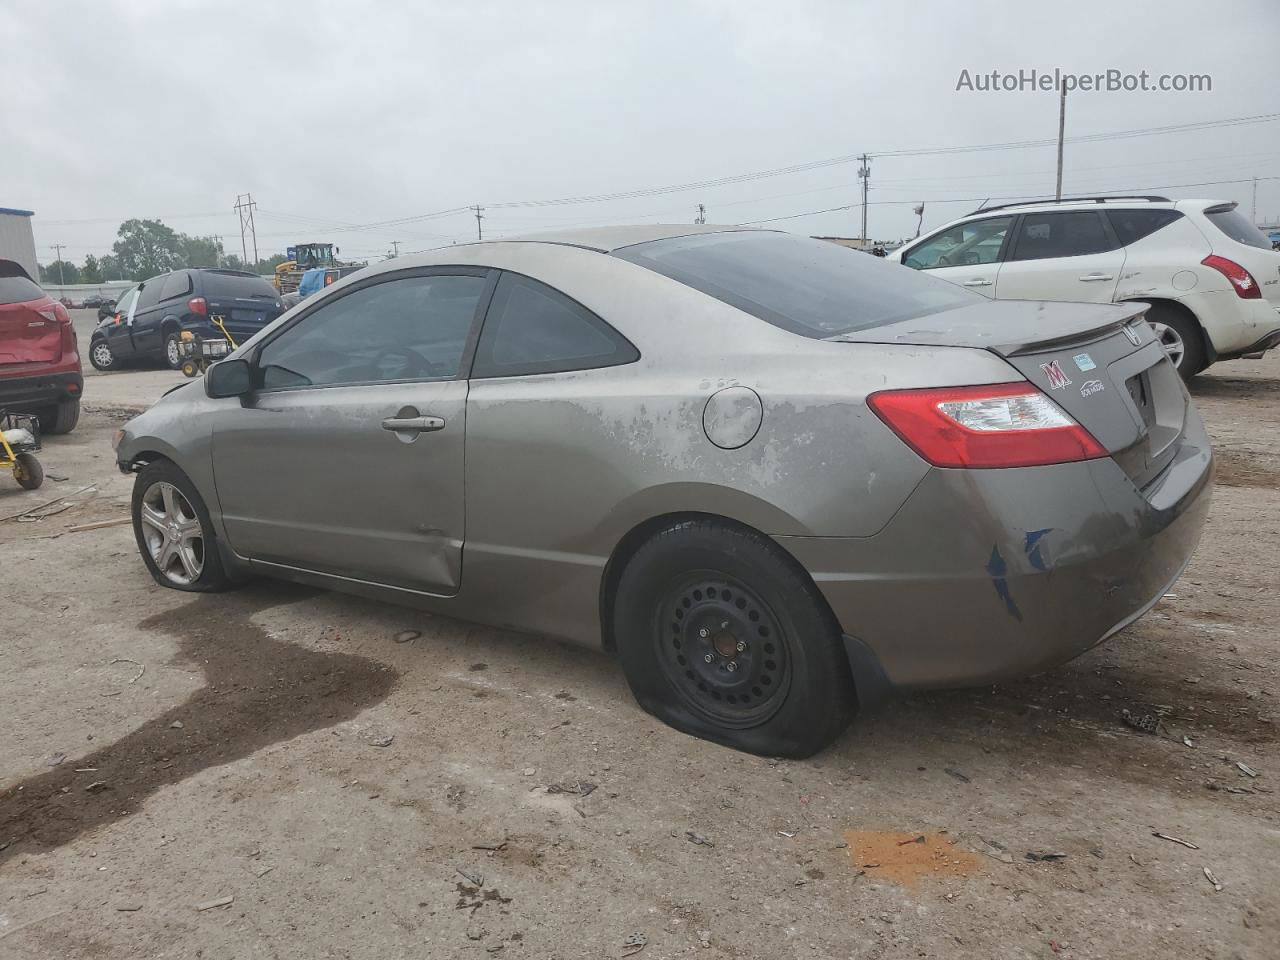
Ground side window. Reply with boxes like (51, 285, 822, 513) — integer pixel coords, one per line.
(902, 217, 1012, 270)
(135, 278, 164, 309)
(257, 273, 487, 390)
(114, 288, 138, 314)
(1106, 209, 1183, 246)
(1009, 212, 1113, 261)
(159, 272, 192, 301)
(471, 273, 638, 379)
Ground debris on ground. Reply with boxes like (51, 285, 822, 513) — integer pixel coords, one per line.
(1025, 851, 1068, 862)
(46, 753, 66, 767)
(898, 834, 926, 846)
(169, 720, 183, 729)
(943, 767, 971, 783)
(466, 923, 486, 941)
(84, 780, 108, 793)
(522, 767, 536, 776)
(685, 831, 715, 847)
(1152, 832, 1199, 850)
(362, 732, 394, 748)
(194, 895, 233, 911)
(1203, 867, 1224, 891)
(1235, 761, 1259, 778)
(622, 932, 648, 955)
(978, 838, 1014, 864)
(393, 630, 421, 644)
(116, 904, 142, 912)
(456, 867, 485, 886)
(696, 929, 712, 948)
(109, 657, 145, 683)
(777, 830, 796, 838)
(1121, 709, 1169, 736)
(545, 780, 596, 797)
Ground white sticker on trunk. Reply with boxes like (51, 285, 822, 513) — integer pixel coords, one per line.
(1080, 379, 1105, 397)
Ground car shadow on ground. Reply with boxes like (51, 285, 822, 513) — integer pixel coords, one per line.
(1188, 373, 1278, 399)
(0, 582, 399, 866)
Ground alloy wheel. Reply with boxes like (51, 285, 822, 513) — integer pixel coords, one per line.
(139, 481, 205, 585)
(1149, 321, 1185, 369)
(91, 341, 114, 368)
(166, 336, 181, 367)
(657, 574, 792, 726)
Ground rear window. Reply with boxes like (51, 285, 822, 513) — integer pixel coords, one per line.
(1204, 206, 1272, 250)
(613, 231, 978, 338)
(0, 276, 45, 306)
(1107, 209, 1183, 246)
(200, 270, 279, 300)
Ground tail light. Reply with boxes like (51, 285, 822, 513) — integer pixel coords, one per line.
(1201, 255, 1261, 299)
(188, 296, 208, 315)
(867, 382, 1106, 469)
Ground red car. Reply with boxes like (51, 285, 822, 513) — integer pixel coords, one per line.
(0, 259, 82, 434)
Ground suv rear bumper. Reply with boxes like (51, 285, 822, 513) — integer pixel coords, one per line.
(0, 369, 83, 410)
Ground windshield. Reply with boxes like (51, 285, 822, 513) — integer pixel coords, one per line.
(613, 231, 979, 338)
(1205, 206, 1271, 250)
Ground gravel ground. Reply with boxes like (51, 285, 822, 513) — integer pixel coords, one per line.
(0, 351, 1276, 960)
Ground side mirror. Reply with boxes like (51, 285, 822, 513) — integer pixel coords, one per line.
(206, 357, 253, 398)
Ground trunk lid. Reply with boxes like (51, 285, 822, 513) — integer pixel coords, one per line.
(206, 295, 284, 342)
(833, 299, 1189, 490)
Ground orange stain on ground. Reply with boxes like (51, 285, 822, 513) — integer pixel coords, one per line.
(844, 830, 982, 886)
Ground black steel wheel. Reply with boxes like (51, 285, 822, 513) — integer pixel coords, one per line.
(657, 574, 791, 727)
(615, 519, 857, 758)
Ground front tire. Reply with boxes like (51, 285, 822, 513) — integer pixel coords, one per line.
(132, 460, 230, 592)
(614, 520, 856, 758)
(38, 398, 80, 435)
(89, 337, 116, 371)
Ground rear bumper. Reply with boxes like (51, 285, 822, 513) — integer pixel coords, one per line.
(777, 408, 1213, 693)
(1216, 326, 1280, 362)
(1183, 290, 1280, 355)
(0, 369, 83, 410)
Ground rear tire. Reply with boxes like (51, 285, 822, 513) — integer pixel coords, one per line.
(38, 398, 80, 435)
(132, 459, 231, 592)
(14, 453, 44, 490)
(1147, 305, 1205, 381)
(614, 519, 856, 758)
(163, 330, 184, 370)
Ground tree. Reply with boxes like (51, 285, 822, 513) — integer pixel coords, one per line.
(81, 254, 103, 284)
(42, 260, 81, 284)
(222, 254, 245, 271)
(181, 234, 223, 268)
(112, 219, 184, 280)
(96, 254, 125, 282)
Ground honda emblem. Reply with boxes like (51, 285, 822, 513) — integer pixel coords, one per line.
(1040, 360, 1072, 390)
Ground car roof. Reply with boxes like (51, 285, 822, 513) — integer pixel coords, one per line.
(965, 197, 1226, 219)
(487, 223, 769, 253)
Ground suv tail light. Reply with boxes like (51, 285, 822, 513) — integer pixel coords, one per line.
(867, 382, 1106, 469)
(188, 296, 208, 315)
(1201, 255, 1261, 299)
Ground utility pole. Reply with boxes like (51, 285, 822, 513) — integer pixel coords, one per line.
(857, 155, 871, 247)
(470, 205, 484, 240)
(1252, 177, 1258, 221)
(913, 203, 926, 238)
(389, 240, 403, 258)
(695, 203, 706, 224)
(233, 193, 259, 265)
(50, 244, 66, 285)
(1055, 86, 1067, 201)
(212, 234, 223, 267)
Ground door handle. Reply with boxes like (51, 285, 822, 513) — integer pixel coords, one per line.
(381, 415, 445, 433)
(962, 278, 993, 286)
(1078, 273, 1114, 281)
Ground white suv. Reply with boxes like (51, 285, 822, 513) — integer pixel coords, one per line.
(889, 196, 1280, 378)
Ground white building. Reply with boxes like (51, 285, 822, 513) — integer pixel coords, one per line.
(0, 206, 39, 280)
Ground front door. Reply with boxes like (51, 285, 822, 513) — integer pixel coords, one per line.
(995, 210, 1125, 303)
(898, 215, 1013, 298)
(211, 268, 492, 595)
(103, 285, 140, 358)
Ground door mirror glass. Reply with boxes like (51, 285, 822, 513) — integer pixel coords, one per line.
(206, 357, 253, 398)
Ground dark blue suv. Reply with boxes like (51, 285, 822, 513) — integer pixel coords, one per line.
(88, 268, 284, 370)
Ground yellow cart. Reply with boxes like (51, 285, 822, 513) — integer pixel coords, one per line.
(1, 410, 43, 490)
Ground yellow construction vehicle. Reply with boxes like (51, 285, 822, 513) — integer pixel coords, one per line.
(272, 243, 365, 294)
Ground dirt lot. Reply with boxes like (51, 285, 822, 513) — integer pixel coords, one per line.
(1, 343, 1277, 959)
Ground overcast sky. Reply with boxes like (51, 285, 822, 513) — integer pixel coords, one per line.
(4, 0, 1278, 266)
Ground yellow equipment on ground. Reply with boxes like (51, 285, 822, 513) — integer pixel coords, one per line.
(1, 410, 43, 490)
(177, 316, 239, 378)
